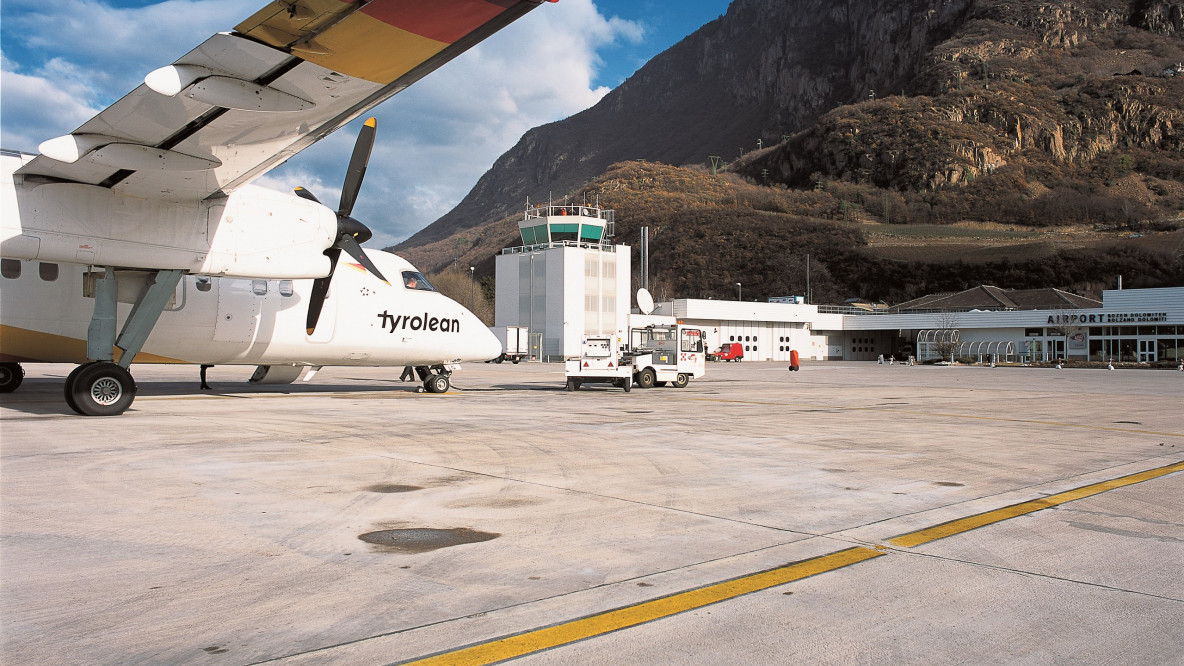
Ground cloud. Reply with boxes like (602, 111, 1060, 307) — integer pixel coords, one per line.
(0, 54, 101, 150)
(1, 0, 642, 245)
(3, 0, 244, 101)
(270, 0, 645, 243)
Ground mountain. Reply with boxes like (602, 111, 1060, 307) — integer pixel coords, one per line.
(394, 0, 1184, 304)
(741, 0, 1184, 227)
(396, 0, 978, 249)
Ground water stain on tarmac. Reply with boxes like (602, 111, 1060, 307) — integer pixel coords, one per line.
(358, 528, 500, 553)
(446, 496, 546, 509)
(934, 481, 965, 487)
(363, 484, 423, 494)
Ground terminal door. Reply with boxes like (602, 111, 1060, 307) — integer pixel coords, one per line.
(1045, 338, 1065, 361)
(1138, 339, 1157, 363)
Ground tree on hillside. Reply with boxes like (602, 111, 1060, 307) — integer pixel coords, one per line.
(427, 269, 493, 326)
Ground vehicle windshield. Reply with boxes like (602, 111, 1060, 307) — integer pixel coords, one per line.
(401, 271, 436, 292)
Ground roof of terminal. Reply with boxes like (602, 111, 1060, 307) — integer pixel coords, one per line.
(890, 285, 1102, 313)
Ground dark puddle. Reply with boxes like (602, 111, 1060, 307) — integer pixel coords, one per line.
(358, 528, 499, 553)
(1114, 421, 1143, 425)
(363, 484, 423, 494)
(934, 481, 965, 487)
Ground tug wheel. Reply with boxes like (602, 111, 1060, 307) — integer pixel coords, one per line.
(637, 368, 656, 389)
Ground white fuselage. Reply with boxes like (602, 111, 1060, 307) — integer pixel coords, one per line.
(0, 251, 502, 368)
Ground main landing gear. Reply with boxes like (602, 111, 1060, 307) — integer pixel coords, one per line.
(64, 361, 136, 416)
(64, 267, 182, 416)
(0, 362, 25, 393)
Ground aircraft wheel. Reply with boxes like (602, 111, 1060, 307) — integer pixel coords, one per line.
(0, 362, 24, 393)
(63, 362, 98, 413)
(494, 355, 504, 364)
(425, 374, 450, 394)
(673, 373, 690, 388)
(637, 368, 656, 389)
(67, 362, 136, 416)
(512, 358, 520, 365)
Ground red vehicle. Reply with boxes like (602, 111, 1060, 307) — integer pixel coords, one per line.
(710, 342, 744, 362)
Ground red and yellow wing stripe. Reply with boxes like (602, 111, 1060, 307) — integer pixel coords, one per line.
(237, 0, 540, 84)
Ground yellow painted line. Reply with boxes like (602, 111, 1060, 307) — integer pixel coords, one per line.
(889, 460, 1184, 547)
(688, 397, 1184, 439)
(398, 459, 1183, 665)
(400, 546, 885, 666)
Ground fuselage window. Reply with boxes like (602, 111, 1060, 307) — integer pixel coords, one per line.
(39, 262, 59, 281)
(1, 259, 21, 279)
(279, 280, 294, 297)
(252, 280, 268, 296)
(195, 277, 212, 292)
(402, 271, 436, 292)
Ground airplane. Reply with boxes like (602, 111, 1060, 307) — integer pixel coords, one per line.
(0, 0, 557, 415)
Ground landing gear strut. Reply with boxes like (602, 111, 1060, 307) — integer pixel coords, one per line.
(64, 267, 182, 416)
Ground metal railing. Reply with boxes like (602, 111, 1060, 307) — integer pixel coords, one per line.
(501, 241, 618, 255)
(524, 205, 615, 238)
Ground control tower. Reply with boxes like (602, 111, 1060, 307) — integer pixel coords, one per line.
(495, 202, 631, 360)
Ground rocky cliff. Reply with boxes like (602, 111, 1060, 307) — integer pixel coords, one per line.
(396, 0, 977, 249)
(742, 0, 1184, 201)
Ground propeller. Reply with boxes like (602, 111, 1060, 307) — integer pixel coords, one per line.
(298, 117, 390, 336)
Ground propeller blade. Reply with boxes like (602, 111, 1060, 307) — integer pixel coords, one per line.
(294, 186, 321, 204)
(338, 234, 389, 285)
(338, 117, 376, 218)
(306, 248, 341, 336)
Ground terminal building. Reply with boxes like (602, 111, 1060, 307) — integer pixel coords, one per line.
(494, 203, 630, 359)
(494, 206, 1184, 364)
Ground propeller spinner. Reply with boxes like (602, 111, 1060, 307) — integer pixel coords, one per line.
(297, 117, 390, 335)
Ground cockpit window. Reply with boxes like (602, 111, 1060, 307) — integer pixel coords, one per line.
(402, 271, 436, 292)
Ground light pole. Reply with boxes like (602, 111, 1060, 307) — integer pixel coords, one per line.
(735, 282, 742, 301)
(469, 266, 475, 310)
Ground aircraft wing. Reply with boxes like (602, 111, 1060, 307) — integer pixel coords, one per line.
(17, 0, 554, 202)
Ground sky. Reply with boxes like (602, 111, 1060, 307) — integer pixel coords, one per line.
(1, 0, 732, 247)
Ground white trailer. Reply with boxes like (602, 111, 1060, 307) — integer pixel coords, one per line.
(564, 325, 706, 392)
(564, 336, 632, 391)
(489, 325, 530, 364)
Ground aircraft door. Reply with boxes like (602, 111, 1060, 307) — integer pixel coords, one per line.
(214, 279, 261, 344)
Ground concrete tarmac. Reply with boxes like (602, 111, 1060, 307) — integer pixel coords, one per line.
(1, 361, 1181, 665)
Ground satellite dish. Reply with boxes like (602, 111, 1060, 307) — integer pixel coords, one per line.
(637, 288, 655, 315)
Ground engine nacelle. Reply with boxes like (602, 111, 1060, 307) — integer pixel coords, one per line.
(2, 154, 335, 280)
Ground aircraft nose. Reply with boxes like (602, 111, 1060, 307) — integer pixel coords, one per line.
(463, 321, 502, 362)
